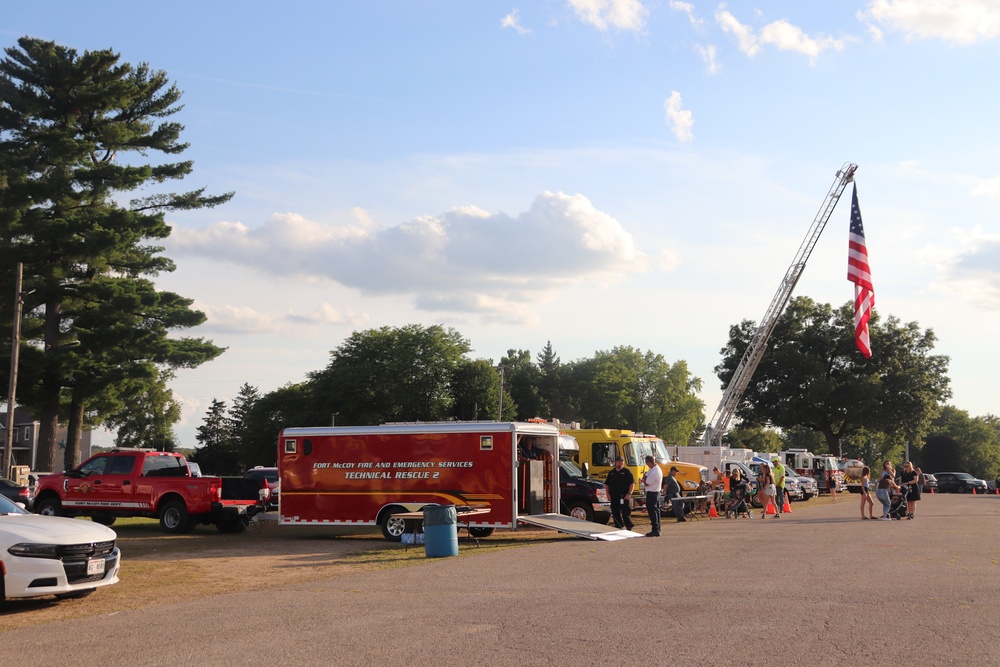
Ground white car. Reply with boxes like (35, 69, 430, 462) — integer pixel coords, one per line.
(1, 494, 121, 603)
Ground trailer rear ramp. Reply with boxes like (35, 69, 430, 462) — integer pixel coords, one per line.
(517, 513, 644, 540)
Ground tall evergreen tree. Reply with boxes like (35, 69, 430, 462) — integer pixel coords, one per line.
(0, 37, 230, 470)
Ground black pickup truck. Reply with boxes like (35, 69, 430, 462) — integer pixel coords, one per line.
(558, 436, 612, 524)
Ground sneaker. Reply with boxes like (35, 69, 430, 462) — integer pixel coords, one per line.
(880, 517, 891, 521)
(645, 531, 660, 537)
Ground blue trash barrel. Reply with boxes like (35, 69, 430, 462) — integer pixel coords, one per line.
(422, 505, 458, 558)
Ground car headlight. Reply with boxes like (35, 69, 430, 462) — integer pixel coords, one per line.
(7, 543, 61, 559)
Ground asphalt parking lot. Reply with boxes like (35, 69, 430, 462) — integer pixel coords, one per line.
(1, 493, 998, 665)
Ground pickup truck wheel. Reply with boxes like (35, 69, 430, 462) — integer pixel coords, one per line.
(35, 497, 62, 517)
(380, 507, 408, 542)
(92, 515, 116, 526)
(216, 517, 248, 534)
(159, 500, 192, 534)
(568, 502, 594, 522)
(467, 527, 494, 538)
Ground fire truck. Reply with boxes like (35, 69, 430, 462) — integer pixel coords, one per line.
(278, 421, 599, 541)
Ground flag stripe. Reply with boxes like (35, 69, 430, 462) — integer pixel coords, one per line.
(847, 184, 874, 359)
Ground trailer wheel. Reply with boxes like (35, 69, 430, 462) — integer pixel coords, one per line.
(467, 527, 494, 538)
(567, 502, 594, 523)
(380, 507, 408, 542)
(159, 500, 192, 534)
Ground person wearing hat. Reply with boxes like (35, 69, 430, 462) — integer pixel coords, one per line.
(771, 457, 786, 517)
(605, 455, 635, 530)
(663, 466, 686, 522)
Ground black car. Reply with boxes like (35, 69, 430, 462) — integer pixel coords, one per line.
(0, 477, 32, 509)
(933, 472, 988, 494)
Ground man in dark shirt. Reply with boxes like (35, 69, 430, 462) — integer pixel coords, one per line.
(664, 466, 686, 522)
(604, 455, 635, 530)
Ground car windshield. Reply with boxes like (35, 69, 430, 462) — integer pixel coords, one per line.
(624, 440, 654, 467)
(955, 473, 974, 480)
(651, 439, 672, 463)
(560, 459, 585, 478)
(0, 494, 28, 515)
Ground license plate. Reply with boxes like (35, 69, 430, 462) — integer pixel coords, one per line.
(87, 558, 105, 575)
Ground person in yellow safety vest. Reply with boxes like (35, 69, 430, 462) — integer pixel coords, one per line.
(771, 457, 786, 517)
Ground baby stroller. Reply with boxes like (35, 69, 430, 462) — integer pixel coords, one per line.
(725, 483, 753, 519)
(887, 489, 908, 520)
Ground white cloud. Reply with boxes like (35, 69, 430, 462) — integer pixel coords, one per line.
(664, 90, 694, 142)
(716, 6, 760, 56)
(567, 0, 649, 32)
(168, 192, 652, 319)
(759, 19, 846, 64)
(865, 0, 1000, 45)
(696, 43, 720, 73)
(669, 0, 703, 28)
(501, 9, 531, 35)
(970, 176, 1000, 199)
(933, 230, 1000, 310)
(716, 6, 845, 63)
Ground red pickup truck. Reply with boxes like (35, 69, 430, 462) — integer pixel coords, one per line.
(33, 450, 262, 534)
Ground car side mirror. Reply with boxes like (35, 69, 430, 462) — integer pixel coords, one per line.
(582, 462, 589, 479)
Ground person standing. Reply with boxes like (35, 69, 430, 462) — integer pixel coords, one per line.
(875, 462, 900, 520)
(900, 461, 921, 519)
(859, 466, 875, 519)
(641, 455, 663, 537)
(771, 457, 786, 517)
(605, 455, 635, 531)
(663, 466, 686, 522)
(757, 464, 776, 517)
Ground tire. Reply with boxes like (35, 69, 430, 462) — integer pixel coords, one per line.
(380, 507, 408, 542)
(35, 496, 63, 517)
(92, 515, 117, 526)
(216, 517, 248, 534)
(467, 527, 494, 538)
(159, 500, 192, 534)
(567, 502, 594, 522)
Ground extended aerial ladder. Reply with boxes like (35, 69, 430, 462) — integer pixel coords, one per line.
(703, 162, 858, 447)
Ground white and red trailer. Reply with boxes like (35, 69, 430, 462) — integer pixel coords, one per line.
(278, 421, 563, 541)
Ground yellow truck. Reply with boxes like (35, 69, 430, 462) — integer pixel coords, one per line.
(566, 429, 708, 502)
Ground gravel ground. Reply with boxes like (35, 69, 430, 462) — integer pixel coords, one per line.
(1, 493, 998, 665)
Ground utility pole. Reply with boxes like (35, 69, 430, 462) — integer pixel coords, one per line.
(3, 263, 24, 478)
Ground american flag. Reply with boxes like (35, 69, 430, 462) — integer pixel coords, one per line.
(847, 184, 874, 358)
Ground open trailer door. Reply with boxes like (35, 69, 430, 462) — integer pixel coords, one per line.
(517, 513, 644, 541)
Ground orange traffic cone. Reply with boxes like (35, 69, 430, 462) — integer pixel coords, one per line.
(766, 501, 776, 515)
(709, 504, 718, 518)
(972, 487, 977, 495)
(930, 487, 935, 494)
(782, 499, 792, 513)
(994, 487, 998, 495)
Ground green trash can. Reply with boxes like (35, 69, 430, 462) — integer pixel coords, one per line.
(422, 505, 458, 558)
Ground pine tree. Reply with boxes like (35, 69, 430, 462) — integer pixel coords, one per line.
(0, 38, 230, 470)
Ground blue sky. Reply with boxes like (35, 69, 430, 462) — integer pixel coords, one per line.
(6, 1, 1000, 448)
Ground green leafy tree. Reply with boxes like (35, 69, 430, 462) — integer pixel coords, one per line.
(103, 371, 181, 451)
(237, 382, 316, 467)
(307, 324, 471, 425)
(190, 399, 239, 475)
(450, 359, 512, 420)
(728, 425, 783, 453)
(920, 406, 1000, 478)
(715, 297, 951, 454)
(536, 341, 574, 418)
(499, 349, 546, 419)
(571, 346, 704, 442)
(0, 37, 229, 471)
